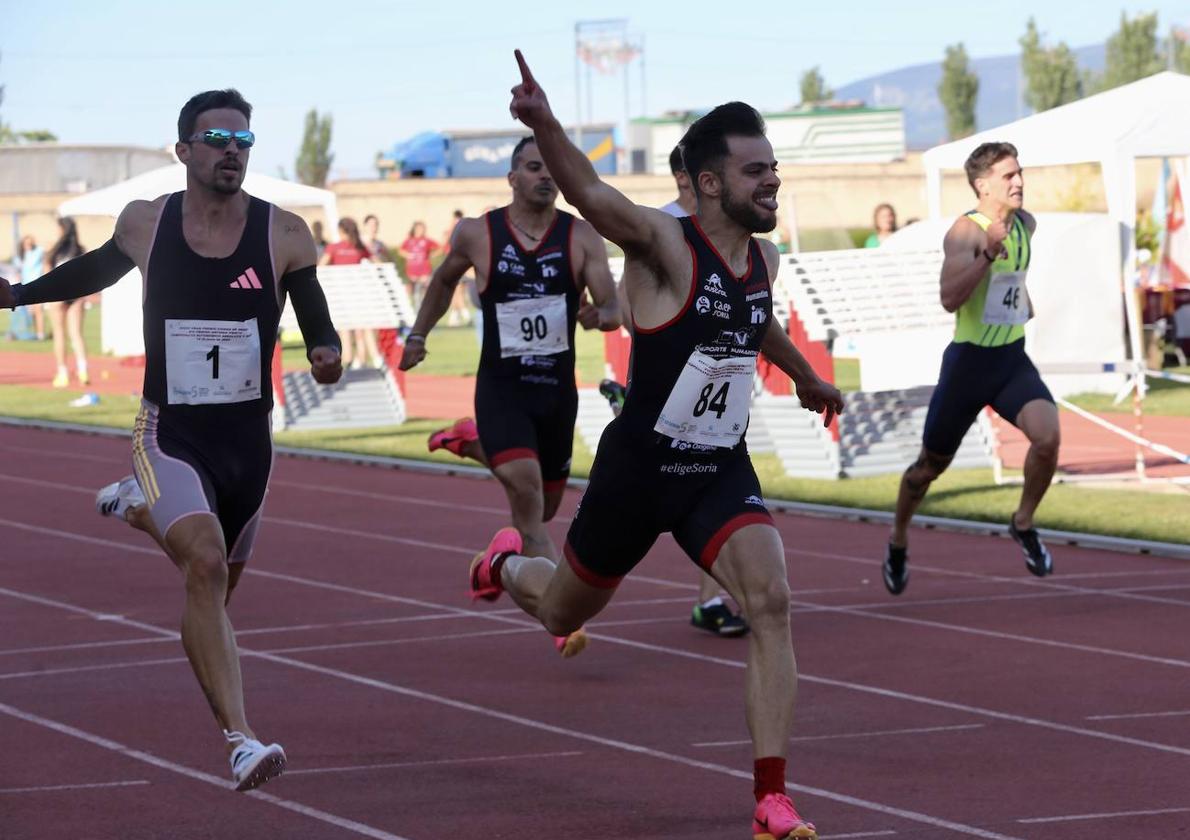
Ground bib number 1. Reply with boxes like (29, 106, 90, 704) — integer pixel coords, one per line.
(165, 318, 262, 405)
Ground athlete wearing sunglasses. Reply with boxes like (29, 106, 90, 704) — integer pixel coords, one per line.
(0, 88, 341, 794)
(189, 128, 256, 149)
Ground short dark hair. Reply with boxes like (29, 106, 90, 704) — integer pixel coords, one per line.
(363, 214, 378, 225)
(668, 145, 684, 175)
(679, 102, 766, 196)
(964, 142, 1018, 196)
(510, 136, 536, 171)
(177, 89, 253, 142)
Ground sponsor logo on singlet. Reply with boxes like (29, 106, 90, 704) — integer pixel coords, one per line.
(704, 272, 727, 297)
(502, 244, 519, 260)
(750, 306, 767, 324)
(536, 247, 564, 262)
(497, 259, 526, 276)
(745, 290, 769, 302)
(695, 296, 711, 314)
(228, 267, 262, 290)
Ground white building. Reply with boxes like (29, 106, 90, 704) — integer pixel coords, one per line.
(628, 106, 906, 174)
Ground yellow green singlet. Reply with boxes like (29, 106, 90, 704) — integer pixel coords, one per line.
(954, 211, 1031, 347)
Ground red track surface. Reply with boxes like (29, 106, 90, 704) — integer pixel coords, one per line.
(2, 424, 1189, 839)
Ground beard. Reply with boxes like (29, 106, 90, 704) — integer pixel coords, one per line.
(720, 182, 776, 234)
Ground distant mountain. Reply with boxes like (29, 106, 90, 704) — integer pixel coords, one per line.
(834, 44, 1106, 149)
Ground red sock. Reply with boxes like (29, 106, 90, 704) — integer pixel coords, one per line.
(754, 756, 786, 802)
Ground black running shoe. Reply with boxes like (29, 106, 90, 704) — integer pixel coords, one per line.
(691, 602, 750, 637)
(883, 543, 909, 595)
(1009, 515, 1053, 577)
(598, 379, 627, 413)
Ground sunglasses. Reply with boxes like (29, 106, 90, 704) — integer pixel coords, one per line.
(189, 128, 256, 150)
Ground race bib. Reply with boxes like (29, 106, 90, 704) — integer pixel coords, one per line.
(496, 295, 569, 358)
(165, 318, 262, 405)
(982, 271, 1030, 326)
(654, 351, 756, 448)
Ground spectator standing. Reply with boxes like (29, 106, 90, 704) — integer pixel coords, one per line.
(46, 218, 90, 386)
(864, 203, 898, 247)
(320, 217, 383, 369)
(310, 220, 328, 259)
(442, 209, 473, 326)
(9, 236, 44, 340)
(399, 221, 440, 310)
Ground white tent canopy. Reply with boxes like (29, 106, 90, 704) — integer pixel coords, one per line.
(923, 71, 1190, 239)
(923, 71, 1190, 393)
(58, 163, 338, 228)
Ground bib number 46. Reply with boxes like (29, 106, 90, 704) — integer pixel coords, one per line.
(693, 381, 730, 419)
(1002, 287, 1021, 310)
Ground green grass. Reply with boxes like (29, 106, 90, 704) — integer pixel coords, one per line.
(5, 306, 1187, 546)
(1064, 367, 1190, 416)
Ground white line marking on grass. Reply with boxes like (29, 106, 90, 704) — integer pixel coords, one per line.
(693, 724, 985, 748)
(0, 779, 149, 794)
(285, 750, 584, 776)
(1017, 806, 1190, 824)
(0, 703, 415, 840)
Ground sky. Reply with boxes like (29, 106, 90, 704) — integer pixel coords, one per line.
(1, 1, 1186, 180)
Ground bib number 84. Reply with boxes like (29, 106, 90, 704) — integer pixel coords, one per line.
(693, 382, 730, 419)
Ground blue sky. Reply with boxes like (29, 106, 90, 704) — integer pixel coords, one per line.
(1, 1, 1185, 179)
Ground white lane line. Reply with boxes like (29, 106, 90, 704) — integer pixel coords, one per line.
(1086, 709, 1190, 721)
(1017, 806, 1190, 824)
(0, 702, 414, 840)
(792, 546, 1190, 610)
(285, 750, 585, 776)
(0, 636, 171, 656)
(828, 832, 898, 839)
(264, 626, 537, 654)
(693, 725, 985, 748)
(588, 631, 1190, 760)
(0, 779, 149, 794)
(0, 583, 1021, 839)
(5, 526, 1190, 765)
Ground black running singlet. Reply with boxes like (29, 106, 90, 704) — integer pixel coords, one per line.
(617, 216, 772, 459)
(142, 191, 281, 418)
(478, 207, 580, 387)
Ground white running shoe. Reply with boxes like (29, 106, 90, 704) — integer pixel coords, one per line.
(95, 476, 146, 519)
(226, 731, 287, 792)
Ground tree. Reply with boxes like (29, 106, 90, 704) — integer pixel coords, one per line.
(938, 43, 978, 140)
(799, 67, 832, 106)
(1172, 26, 1190, 73)
(1019, 18, 1082, 112)
(0, 51, 57, 144)
(1093, 11, 1163, 92)
(295, 109, 333, 187)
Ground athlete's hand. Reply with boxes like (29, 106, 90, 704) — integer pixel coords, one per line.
(398, 337, 426, 370)
(984, 219, 1010, 259)
(577, 292, 600, 330)
(510, 49, 553, 128)
(310, 346, 343, 384)
(0, 275, 15, 310)
(795, 377, 845, 428)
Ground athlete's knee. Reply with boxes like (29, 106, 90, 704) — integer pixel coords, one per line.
(1028, 426, 1061, 461)
(180, 545, 229, 595)
(737, 572, 791, 628)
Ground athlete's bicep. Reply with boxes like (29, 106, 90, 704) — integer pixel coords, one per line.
(939, 223, 981, 284)
(273, 210, 319, 276)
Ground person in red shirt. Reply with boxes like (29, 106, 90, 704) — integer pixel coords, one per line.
(320, 217, 383, 368)
(399, 221, 440, 309)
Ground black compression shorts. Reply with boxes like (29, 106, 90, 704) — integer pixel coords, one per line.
(564, 421, 774, 588)
(922, 339, 1053, 457)
(474, 376, 577, 488)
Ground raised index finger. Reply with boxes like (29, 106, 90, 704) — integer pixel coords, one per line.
(514, 49, 535, 86)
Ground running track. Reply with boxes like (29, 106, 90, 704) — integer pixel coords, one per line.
(1, 424, 1188, 839)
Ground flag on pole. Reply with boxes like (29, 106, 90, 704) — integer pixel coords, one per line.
(1164, 160, 1190, 289)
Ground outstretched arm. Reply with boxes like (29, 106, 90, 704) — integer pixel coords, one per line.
(510, 50, 672, 258)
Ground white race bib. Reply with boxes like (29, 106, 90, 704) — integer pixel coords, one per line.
(982, 271, 1030, 326)
(654, 351, 756, 448)
(165, 318, 262, 405)
(495, 295, 569, 358)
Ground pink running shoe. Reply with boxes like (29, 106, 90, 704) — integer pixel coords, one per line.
(753, 793, 817, 840)
(469, 527, 522, 602)
(553, 628, 589, 658)
(428, 417, 478, 458)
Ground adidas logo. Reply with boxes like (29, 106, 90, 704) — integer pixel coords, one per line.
(229, 267, 262, 290)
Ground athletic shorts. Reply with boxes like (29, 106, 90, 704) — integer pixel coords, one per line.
(923, 340, 1054, 457)
(131, 400, 273, 564)
(564, 422, 775, 588)
(474, 375, 578, 490)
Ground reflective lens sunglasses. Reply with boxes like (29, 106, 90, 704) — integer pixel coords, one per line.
(189, 128, 255, 150)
